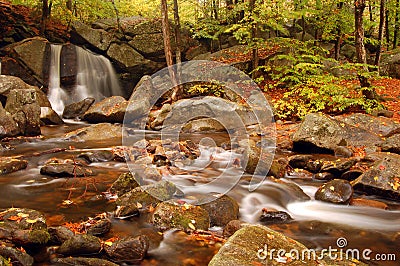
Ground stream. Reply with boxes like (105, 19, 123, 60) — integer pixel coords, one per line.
(1, 121, 399, 265)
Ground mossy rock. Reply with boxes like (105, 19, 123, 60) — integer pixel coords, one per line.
(57, 234, 101, 256)
(109, 172, 142, 196)
(196, 193, 239, 227)
(116, 180, 177, 208)
(151, 200, 210, 231)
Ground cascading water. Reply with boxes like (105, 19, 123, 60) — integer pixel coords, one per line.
(75, 46, 122, 101)
(47, 44, 122, 114)
(48, 44, 67, 114)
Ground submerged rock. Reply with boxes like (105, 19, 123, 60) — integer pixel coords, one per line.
(151, 200, 210, 231)
(0, 157, 28, 175)
(62, 97, 95, 119)
(352, 152, 400, 200)
(104, 236, 149, 264)
(82, 96, 128, 123)
(57, 234, 101, 256)
(196, 193, 239, 227)
(315, 179, 353, 204)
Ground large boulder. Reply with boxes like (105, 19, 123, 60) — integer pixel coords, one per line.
(209, 225, 366, 266)
(62, 97, 95, 119)
(5, 88, 41, 136)
(0, 104, 20, 138)
(352, 152, 400, 200)
(380, 49, 400, 78)
(0, 75, 51, 108)
(63, 123, 124, 141)
(82, 96, 128, 123)
(292, 113, 382, 153)
(71, 21, 113, 52)
(3, 37, 49, 85)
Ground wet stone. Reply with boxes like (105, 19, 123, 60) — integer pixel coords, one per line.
(259, 210, 293, 225)
(82, 217, 111, 236)
(48, 226, 74, 245)
(116, 180, 177, 209)
(78, 150, 114, 163)
(222, 220, 247, 237)
(114, 204, 139, 219)
(288, 154, 313, 169)
(0, 158, 28, 175)
(39, 107, 63, 125)
(320, 158, 358, 177)
(315, 179, 354, 204)
(57, 234, 101, 256)
(109, 172, 142, 197)
(40, 162, 96, 177)
(314, 172, 335, 181)
(350, 198, 388, 210)
(62, 97, 95, 119)
(381, 134, 400, 154)
(151, 200, 210, 231)
(104, 236, 149, 264)
(334, 146, 353, 158)
(341, 170, 364, 181)
(0, 243, 33, 266)
(55, 257, 118, 266)
(196, 193, 239, 227)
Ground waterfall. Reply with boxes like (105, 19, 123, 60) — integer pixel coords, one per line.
(75, 46, 122, 101)
(48, 44, 122, 114)
(48, 44, 67, 114)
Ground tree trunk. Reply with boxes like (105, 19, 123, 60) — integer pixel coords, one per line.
(161, 0, 179, 101)
(375, 0, 386, 66)
(355, 0, 367, 64)
(66, 0, 72, 10)
(394, 0, 400, 49)
(385, 9, 390, 50)
(41, 0, 52, 34)
(335, 2, 344, 61)
(249, 0, 258, 76)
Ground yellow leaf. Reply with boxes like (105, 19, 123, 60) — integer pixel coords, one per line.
(26, 219, 38, 224)
(104, 241, 113, 246)
(17, 213, 29, 218)
(188, 223, 196, 230)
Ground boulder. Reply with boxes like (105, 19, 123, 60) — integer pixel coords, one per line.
(196, 193, 239, 227)
(82, 96, 128, 123)
(129, 33, 171, 57)
(0, 105, 20, 138)
(78, 150, 115, 163)
(48, 226, 74, 245)
(0, 208, 50, 246)
(380, 49, 400, 78)
(71, 21, 113, 52)
(352, 152, 400, 200)
(259, 210, 292, 225)
(381, 133, 400, 154)
(116, 180, 177, 209)
(209, 225, 319, 266)
(5, 88, 41, 136)
(336, 113, 400, 137)
(151, 200, 210, 231)
(0, 244, 33, 266)
(109, 172, 141, 196)
(57, 234, 102, 256)
(0, 75, 51, 108)
(62, 97, 95, 119)
(63, 123, 124, 141)
(0, 157, 28, 175)
(5, 37, 49, 84)
(40, 107, 63, 125)
(315, 179, 354, 204)
(55, 257, 118, 266)
(104, 236, 149, 264)
(292, 113, 382, 153)
(40, 162, 96, 177)
(181, 118, 226, 133)
(106, 43, 149, 70)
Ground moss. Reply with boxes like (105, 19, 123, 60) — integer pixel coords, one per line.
(28, 229, 50, 244)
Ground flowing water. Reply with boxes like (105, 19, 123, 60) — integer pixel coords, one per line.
(1, 122, 400, 265)
(47, 44, 123, 114)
